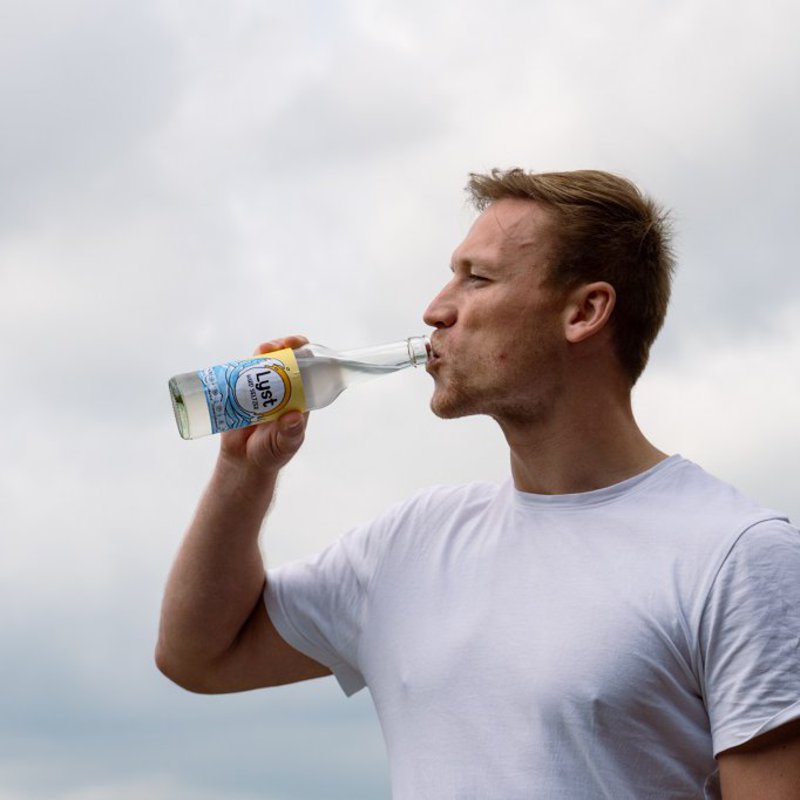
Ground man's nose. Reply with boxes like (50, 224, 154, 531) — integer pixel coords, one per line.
(423, 282, 457, 329)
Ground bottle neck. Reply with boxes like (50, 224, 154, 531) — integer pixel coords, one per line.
(339, 336, 430, 369)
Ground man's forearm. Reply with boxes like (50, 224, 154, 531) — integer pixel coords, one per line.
(155, 456, 278, 688)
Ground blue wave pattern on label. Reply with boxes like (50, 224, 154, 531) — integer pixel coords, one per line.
(199, 357, 290, 434)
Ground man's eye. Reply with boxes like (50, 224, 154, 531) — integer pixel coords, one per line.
(468, 274, 489, 283)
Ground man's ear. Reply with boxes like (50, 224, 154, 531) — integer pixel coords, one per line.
(563, 282, 616, 344)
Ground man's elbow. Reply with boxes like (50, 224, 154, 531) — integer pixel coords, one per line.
(154, 642, 225, 695)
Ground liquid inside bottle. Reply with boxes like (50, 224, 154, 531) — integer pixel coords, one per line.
(169, 336, 430, 439)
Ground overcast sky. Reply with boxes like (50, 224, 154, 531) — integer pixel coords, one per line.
(1, 0, 799, 797)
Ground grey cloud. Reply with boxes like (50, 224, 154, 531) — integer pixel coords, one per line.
(0, 662, 389, 799)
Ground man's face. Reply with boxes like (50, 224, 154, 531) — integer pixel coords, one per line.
(423, 198, 568, 424)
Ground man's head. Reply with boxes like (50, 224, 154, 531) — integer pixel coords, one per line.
(465, 168, 674, 385)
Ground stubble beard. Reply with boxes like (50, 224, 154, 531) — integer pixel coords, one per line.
(429, 384, 477, 420)
(427, 358, 482, 419)
(429, 362, 561, 428)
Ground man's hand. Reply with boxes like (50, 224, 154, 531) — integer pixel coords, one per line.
(218, 335, 310, 474)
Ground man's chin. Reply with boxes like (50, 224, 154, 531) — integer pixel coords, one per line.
(429, 393, 476, 420)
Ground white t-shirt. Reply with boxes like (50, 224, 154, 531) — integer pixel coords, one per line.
(265, 456, 800, 799)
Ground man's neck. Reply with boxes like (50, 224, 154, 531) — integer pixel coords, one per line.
(499, 392, 668, 496)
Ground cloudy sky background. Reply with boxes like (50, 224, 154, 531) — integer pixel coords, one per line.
(1, 0, 799, 797)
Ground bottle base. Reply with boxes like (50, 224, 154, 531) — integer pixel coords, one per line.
(169, 378, 192, 439)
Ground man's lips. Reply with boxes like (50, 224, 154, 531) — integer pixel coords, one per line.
(426, 342, 443, 371)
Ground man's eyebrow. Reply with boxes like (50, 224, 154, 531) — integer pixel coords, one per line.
(451, 256, 491, 272)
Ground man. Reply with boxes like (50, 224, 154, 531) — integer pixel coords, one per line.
(157, 169, 800, 798)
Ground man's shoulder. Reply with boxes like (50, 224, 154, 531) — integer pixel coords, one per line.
(638, 457, 793, 569)
(653, 456, 788, 525)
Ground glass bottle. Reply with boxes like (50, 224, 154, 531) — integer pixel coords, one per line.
(169, 336, 430, 439)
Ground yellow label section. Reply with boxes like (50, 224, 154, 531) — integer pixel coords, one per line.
(250, 346, 307, 423)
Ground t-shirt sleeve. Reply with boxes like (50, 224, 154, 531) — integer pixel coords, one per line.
(700, 518, 800, 755)
(264, 526, 375, 695)
(263, 495, 411, 696)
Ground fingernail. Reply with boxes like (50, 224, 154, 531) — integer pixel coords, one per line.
(282, 414, 304, 434)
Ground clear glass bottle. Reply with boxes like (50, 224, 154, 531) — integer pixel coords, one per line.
(169, 336, 430, 439)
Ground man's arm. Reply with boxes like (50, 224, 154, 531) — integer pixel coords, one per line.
(718, 719, 800, 800)
(155, 336, 331, 694)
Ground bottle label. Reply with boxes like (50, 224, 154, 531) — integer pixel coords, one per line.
(198, 348, 306, 434)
